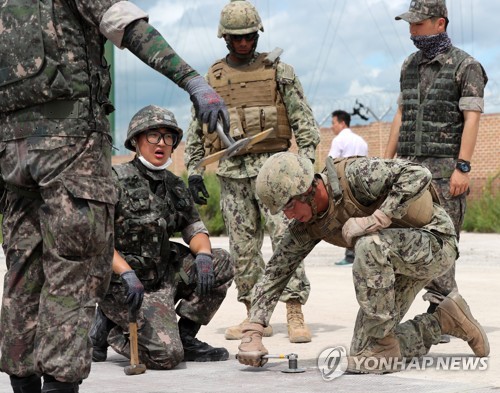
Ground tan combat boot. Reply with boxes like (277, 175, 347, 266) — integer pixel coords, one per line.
(286, 300, 312, 343)
(224, 302, 273, 340)
(435, 290, 490, 357)
(347, 333, 403, 374)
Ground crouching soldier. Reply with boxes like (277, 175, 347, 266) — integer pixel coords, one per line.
(90, 105, 234, 369)
(237, 152, 489, 373)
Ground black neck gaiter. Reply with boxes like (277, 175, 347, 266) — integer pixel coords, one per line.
(411, 32, 452, 59)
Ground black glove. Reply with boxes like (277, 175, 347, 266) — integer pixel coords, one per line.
(120, 270, 144, 316)
(184, 75, 230, 134)
(188, 175, 209, 205)
(190, 253, 215, 296)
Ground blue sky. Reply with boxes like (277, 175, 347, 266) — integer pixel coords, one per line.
(111, 0, 500, 154)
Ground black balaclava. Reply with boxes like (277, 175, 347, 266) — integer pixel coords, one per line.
(411, 31, 452, 59)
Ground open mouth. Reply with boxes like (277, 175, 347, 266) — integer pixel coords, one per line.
(154, 148, 165, 159)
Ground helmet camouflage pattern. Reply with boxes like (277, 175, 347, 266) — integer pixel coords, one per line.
(217, 0, 264, 38)
(256, 152, 315, 215)
(125, 105, 183, 151)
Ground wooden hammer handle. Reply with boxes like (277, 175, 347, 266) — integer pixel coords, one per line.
(129, 321, 139, 366)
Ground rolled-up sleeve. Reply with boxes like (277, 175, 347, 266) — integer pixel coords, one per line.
(100, 1, 149, 48)
(181, 220, 209, 245)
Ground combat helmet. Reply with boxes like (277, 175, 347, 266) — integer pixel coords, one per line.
(125, 105, 183, 151)
(256, 152, 315, 215)
(217, 0, 264, 38)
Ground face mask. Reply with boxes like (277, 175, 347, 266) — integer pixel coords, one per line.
(138, 156, 172, 171)
(411, 32, 452, 59)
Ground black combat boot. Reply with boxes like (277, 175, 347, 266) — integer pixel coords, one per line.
(41, 375, 80, 393)
(89, 306, 116, 362)
(178, 317, 229, 362)
(10, 374, 41, 393)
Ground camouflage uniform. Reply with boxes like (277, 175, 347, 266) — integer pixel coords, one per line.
(0, 0, 201, 385)
(185, 56, 319, 306)
(397, 46, 487, 304)
(99, 158, 233, 369)
(249, 157, 458, 357)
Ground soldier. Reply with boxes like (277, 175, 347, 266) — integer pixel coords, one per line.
(184, 0, 320, 344)
(384, 0, 488, 330)
(236, 152, 489, 373)
(90, 105, 234, 370)
(0, 2, 228, 392)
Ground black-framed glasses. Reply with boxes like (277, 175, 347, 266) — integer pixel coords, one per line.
(145, 130, 178, 146)
(229, 32, 258, 42)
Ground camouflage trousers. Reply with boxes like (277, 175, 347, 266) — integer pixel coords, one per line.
(423, 178, 466, 304)
(0, 133, 116, 382)
(99, 245, 233, 370)
(350, 228, 457, 357)
(219, 175, 310, 305)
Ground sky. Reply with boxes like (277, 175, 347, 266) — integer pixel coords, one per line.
(110, 0, 500, 154)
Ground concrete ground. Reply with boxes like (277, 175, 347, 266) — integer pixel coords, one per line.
(0, 232, 499, 392)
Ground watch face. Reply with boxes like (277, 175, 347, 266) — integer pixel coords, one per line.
(457, 161, 471, 173)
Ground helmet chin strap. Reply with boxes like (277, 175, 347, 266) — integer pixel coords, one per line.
(224, 34, 259, 61)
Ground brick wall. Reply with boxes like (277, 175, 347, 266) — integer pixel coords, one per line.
(114, 113, 500, 199)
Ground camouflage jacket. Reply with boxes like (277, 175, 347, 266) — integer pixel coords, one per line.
(113, 158, 208, 288)
(249, 157, 457, 325)
(184, 52, 320, 179)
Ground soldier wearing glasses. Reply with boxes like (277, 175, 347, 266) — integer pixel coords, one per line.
(90, 105, 234, 369)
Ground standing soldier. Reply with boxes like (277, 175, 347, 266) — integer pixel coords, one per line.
(185, 0, 320, 344)
(0, 1, 228, 392)
(384, 0, 488, 333)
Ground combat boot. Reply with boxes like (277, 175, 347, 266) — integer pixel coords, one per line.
(89, 306, 116, 362)
(178, 318, 229, 362)
(10, 374, 41, 393)
(435, 290, 490, 357)
(286, 300, 311, 343)
(224, 301, 273, 340)
(346, 333, 403, 374)
(42, 375, 80, 393)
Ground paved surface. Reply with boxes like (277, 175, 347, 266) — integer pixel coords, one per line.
(0, 233, 499, 392)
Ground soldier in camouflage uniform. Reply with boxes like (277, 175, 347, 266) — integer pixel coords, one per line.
(184, 0, 320, 344)
(90, 106, 233, 370)
(236, 152, 489, 373)
(384, 0, 488, 322)
(0, 1, 229, 392)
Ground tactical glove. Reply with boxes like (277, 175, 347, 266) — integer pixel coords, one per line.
(190, 253, 215, 296)
(342, 209, 392, 247)
(188, 175, 210, 205)
(120, 270, 144, 316)
(185, 75, 230, 135)
(237, 323, 269, 367)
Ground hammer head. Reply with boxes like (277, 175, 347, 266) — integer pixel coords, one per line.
(124, 363, 146, 376)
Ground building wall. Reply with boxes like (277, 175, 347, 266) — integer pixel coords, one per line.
(114, 113, 500, 199)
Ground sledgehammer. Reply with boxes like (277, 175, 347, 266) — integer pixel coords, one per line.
(124, 308, 146, 376)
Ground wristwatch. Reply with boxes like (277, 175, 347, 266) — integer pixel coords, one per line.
(456, 159, 471, 173)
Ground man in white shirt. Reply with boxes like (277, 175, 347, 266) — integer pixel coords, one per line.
(329, 110, 368, 265)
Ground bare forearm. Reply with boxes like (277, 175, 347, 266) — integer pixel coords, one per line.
(459, 110, 481, 162)
(384, 107, 402, 159)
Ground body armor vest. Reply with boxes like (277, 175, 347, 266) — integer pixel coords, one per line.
(292, 157, 435, 248)
(113, 162, 192, 289)
(398, 47, 469, 157)
(205, 53, 292, 155)
(0, 0, 113, 139)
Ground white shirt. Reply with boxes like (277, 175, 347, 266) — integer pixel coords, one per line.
(328, 128, 368, 158)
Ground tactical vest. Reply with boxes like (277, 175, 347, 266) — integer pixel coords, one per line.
(292, 157, 435, 248)
(113, 162, 192, 289)
(205, 53, 292, 155)
(398, 47, 470, 157)
(0, 0, 113, 139)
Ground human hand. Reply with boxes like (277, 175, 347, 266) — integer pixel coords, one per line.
(120, 270, 144, 316)
(342, 209, 392, 247)
(237, 323, 269, 367)
(188, 175, 210, 205)
(450, 169, 470, 197)
(185, 75, 230, 135)
(190, 253, 215, 296)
